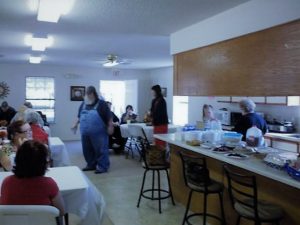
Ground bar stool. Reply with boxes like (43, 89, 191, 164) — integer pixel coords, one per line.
(180, 152, 226, 225)
(136, 128, 175, 213)
(223, 165, 284, 225)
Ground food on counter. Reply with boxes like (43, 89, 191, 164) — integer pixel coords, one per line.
(222, 132, 243, 147)
(212, 146, 232, 154)
(226, 153, 249, 159)
(186, 140, 202, 146)
(246, 126, 264, 147)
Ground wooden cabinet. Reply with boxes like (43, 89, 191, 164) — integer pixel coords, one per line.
(173, 20, 300, 96)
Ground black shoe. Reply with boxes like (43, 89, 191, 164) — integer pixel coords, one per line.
(94, 168, 108, 174)
(82, 166, 96, 171)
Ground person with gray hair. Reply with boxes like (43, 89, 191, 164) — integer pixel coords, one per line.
(234, 99, 267, 140)
(25, 110, 48, 144)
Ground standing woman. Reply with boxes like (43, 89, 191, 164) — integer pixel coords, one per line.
(150, 85, 168, 147)
(72, 86, 112, 174)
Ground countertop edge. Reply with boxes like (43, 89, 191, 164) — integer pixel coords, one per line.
(155, 133, 300, 189)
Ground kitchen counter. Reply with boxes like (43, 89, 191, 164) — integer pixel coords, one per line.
(155, 133, 299, 189)
(265, 132, 300, 143)
(155, 133, 300, 225)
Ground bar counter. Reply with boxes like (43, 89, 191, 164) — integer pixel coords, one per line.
(155, 133, 300, 225)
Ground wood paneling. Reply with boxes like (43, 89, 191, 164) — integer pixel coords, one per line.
(174, 20, 300, 96)
(170, 144, 300, 225)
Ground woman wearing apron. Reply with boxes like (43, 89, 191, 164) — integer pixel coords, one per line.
(72, 86, 112, 174)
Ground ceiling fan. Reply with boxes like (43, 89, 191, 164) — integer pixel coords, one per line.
(100, 54, 132, 67)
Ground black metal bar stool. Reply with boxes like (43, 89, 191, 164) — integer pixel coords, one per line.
(136, 128, 175, 213)
(223, 165, 284, 225)
(180, 152, 226, 225)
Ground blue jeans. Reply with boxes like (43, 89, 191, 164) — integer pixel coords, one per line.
(81, 133, 110, 171)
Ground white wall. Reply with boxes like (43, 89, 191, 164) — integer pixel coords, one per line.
(188, 96, 300, 132)
(171, 0, 300, 54)
(148, 67, 173, 122)
(0, 63, 152, 141)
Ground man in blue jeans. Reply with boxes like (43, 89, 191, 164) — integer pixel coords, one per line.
(72, 86, 113, 174)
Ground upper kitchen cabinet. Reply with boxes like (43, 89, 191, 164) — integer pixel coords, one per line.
(173, 20, 300, 96)
(266, 96, 300, 106)
(215, 96, 231, 102)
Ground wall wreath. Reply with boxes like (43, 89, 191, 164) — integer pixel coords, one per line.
(0, 82, 10, 99)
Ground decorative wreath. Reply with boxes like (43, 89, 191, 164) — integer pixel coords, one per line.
(0, 82, 10, 99)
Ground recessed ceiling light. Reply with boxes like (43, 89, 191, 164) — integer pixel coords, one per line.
(24, 34, 54, 51)
(29, 56, 42, 64)
(37, 0, 76, 23)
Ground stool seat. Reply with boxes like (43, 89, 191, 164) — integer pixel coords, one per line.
(235, 199, 284, 221)
(188, 180, 223, 193)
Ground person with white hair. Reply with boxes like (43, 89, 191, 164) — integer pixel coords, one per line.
(234, 99, 267, 140)
(25, 110, 48, 145)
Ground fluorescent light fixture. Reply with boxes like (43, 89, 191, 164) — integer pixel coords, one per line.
(37, 0, 76, 23)
(28, 0, 39, 11)
(29, 56, 42, 64)
(103, 61, 119, 68)
(24, 34, 54, 51)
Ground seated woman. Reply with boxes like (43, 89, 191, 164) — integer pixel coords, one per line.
(234, 99, 267, 140)
(121, 105, 137, 124)
(106, 101, 123, 153)
(25, 110, 48, 145)
(0, 140, 65, 216)
(0, 121, 32, 171)
(202, 104, 221, 130)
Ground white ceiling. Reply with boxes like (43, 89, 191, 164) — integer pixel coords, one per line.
(0, 0, 249, 69)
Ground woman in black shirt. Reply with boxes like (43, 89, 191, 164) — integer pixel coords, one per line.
(150, 85, 168, 147)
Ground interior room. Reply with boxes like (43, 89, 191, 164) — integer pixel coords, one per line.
(0, 0, 300, 225)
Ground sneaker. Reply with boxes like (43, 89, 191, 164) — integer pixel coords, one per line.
(112, 143, 121, 148)
(94, 168, 108, 174)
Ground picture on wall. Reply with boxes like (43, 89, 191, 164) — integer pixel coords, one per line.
(70, 86, 85, 101)
(161, 87, 167, 97)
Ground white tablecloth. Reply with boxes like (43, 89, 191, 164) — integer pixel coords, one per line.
(120, 123, 181, 143)
(0, 166, 105, 225)
(48, 137, 71, 167)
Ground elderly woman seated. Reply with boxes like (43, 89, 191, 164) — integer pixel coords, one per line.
(25, 110, 48, 145)
(0, 120, 32, 171)
(0, 140, 65, 217)
(234, 99, 267, 140)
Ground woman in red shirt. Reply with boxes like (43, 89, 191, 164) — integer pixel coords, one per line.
(25, 110, 49, 145)
(0, 140, 65, 216)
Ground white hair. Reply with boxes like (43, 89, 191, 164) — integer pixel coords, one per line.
(239, 99, 256, 113)
(25, 109, 41, 124)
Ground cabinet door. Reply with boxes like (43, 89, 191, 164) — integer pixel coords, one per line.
(248, 96, 266, 104)
(287, 96, 300, 106)
(231, 96, 247, 103)
(266, 97, 287, 104)
(215, 96, 231, 102)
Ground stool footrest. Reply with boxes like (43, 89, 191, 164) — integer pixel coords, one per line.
(141, 189, 171, 200)
(186, 213, 224, 225)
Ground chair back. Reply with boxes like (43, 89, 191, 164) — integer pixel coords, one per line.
(179, 151, 211, 191)
(0, 205, 60, 225)
(223, 165, 259, 219)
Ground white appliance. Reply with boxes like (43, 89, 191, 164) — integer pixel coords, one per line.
(215, 110, 231, 126)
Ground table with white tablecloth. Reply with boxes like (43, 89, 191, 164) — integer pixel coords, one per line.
(0, 166, 105, 225)
(120, 123, 181, 143)
(48, 137, 71, 167)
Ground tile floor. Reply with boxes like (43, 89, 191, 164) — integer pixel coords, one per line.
(65, 141, 188, 225)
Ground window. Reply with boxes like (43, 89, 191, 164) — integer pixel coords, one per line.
(26, 77, 55, 123)
(173, 96, 189, 126)
(100, 80, 138, 118)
